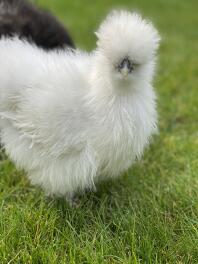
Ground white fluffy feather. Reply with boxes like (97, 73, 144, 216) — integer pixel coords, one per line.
(0, 10, 160, 199)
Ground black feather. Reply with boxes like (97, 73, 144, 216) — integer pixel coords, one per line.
(0, 0, 75, 50)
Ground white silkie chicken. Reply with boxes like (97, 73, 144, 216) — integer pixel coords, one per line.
(0, 10, 160, 203)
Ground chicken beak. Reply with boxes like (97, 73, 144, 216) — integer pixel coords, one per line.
(118, 58, 133, 78)
(121, 64, 130, 78)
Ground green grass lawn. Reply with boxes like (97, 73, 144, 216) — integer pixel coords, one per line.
(0, 0, 198, 263)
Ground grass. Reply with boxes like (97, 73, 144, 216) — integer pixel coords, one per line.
(0, 0, 198, 263)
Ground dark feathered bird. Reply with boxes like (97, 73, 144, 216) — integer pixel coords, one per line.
(0, 0, 75, 50)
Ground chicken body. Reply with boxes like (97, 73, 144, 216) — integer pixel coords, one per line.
(0, 11, 160, 199)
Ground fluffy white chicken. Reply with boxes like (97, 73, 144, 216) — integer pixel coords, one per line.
(0, 10, 160, 202)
